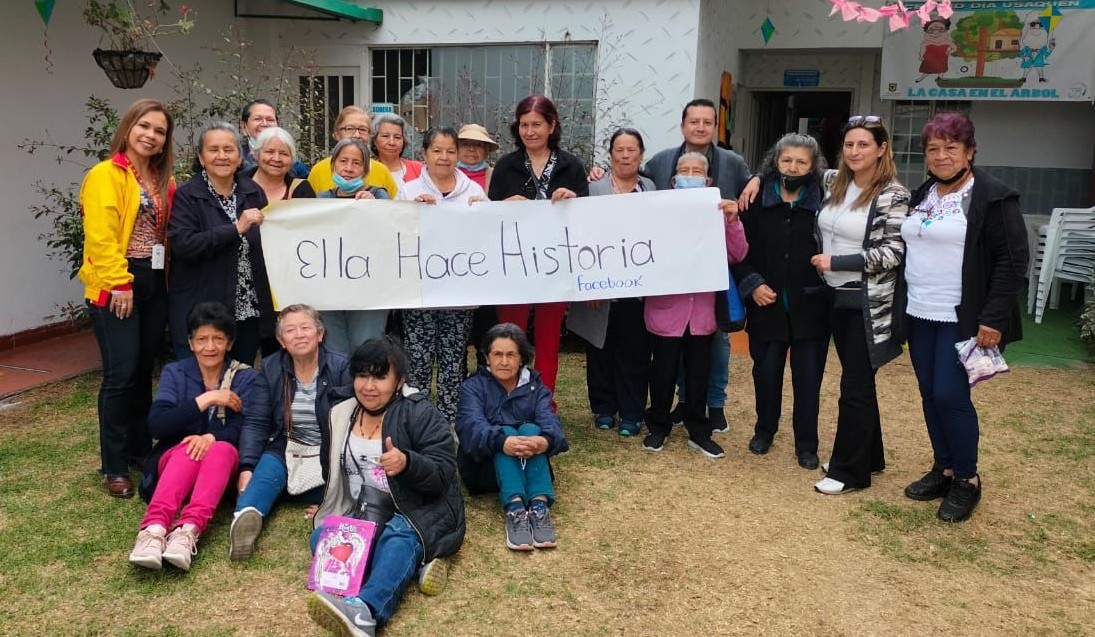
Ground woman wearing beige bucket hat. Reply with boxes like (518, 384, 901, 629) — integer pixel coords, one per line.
(456, 123, 499, 190)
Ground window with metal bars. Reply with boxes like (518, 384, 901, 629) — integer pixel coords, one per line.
(369, 43, 598, 161)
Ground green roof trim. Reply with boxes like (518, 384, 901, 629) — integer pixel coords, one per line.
(279, 0, 382, 23)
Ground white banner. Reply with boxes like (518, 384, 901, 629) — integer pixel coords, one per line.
(881, 1, 1095, 102)
(260, 188, 730, 311)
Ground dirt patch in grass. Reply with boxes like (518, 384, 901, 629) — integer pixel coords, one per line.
(0, 352, 1093, 636)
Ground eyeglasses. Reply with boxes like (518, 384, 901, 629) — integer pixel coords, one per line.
(847, 115, 882, 126)
(1029, 21, 1041, 26)
(249, 116, 277, 125)
(338, 126, 371, 135)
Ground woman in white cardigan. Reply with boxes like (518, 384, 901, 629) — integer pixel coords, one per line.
(396, 127, 487, 424)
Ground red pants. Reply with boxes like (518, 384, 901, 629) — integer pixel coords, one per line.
(496, 302, 566, 393)
(140, 440, 238, 534)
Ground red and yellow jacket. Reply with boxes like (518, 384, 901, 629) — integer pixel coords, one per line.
(78, 153, 175, 305)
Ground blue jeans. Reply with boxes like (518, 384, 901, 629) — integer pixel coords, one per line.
(494, 423, 555, 507)
(907, 317, 979, 480)
(310, 513, 423, 626)
(235, 451, 323, 516)
(676, 328, 729, 408)
(322, 310, 389, 357)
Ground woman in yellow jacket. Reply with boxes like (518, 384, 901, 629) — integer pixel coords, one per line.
(80, 98, 176, 499)
(307, 105, 399, 199)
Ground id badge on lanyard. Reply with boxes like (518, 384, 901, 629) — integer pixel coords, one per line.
(151, 244, 166, 270)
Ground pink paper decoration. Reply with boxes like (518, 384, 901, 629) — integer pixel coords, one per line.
(829, 0, 952, 31)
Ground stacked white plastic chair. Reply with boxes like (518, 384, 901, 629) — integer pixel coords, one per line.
(1032, 206, 1095, 324)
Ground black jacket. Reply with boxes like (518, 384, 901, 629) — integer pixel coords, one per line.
(167, 175, 273, 343)
(488, 148, 590, 201)
(315, 392, 466, 563)
(909, 167, 1028, 347)
(733, 176, 829, 342)
(237, 346, 352, 473)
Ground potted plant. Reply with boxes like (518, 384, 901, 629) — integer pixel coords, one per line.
(83, 1, 195, 89)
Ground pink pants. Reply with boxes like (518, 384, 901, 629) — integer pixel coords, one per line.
(496, 302, 566, 394)
(140, 440, 239, 535)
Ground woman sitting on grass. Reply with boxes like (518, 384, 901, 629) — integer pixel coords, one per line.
(455, 323, 569, 551)
(307, 336, 465, 637)
(128, 301, 260, 572)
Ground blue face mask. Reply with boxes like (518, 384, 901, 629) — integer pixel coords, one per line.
(332, 173, 364, 194)
(674, 175, 706, 189)
(457, 160, 489, 171)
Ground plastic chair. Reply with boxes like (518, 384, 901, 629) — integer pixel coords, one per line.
(1033, 207, 1095, 323)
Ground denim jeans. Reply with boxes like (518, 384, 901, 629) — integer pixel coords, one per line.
(235, 451, 323, 516)
(87, 259, 165, 477)
(322, 310, 389, 357)
(310, 513, 423, 626)
(907, 317, 979, 480)
(493, 423, 555, 506)
(676, 328, 729, 408)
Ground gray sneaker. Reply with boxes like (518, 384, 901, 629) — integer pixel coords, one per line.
(504, 508, 534, 551)
(161, 525, 199, 572)
(228, 507, 263, 561)
(307, 591, 376, 637)
(417, 557, 448, 596)
(528, 502, 558, 549)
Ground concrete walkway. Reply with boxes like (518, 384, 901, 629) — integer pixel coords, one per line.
(0, 331, 100, 399)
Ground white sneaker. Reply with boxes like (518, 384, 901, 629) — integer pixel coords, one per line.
(162, 525, 199, 571)
(128, 526, 166, 570)
(815, 477, 858, 495)
(229, 507, 263, 562)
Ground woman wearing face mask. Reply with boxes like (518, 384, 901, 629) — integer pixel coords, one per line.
(731, 134, 829, 467)
(317, 139, 392, 357)
(456, 123, 498, 190)
(743, 116, 909, 494)
(372, 113, 422, 184)
(642, 153, 747, 459)
(901, 112, 1027, 522)
(308, 106, 399, 199)
(168, 122, 272, 366)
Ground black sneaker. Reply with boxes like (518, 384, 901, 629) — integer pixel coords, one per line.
(748, 434, 772, 455)
(797, 450, 820, 470)
(504, 507, 534, 551)
(709, 408, 730, 434)
(904, 466, 953, 501)
(307, 591, 376, 637)
(937, 477, 982, 523)
(642, 432, 667, 452)
(687, 436, 725, 459)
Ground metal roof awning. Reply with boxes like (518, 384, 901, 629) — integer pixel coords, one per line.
(277, 0, 382, 23)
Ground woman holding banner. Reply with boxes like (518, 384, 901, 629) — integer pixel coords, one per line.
(397, 127, 486, 425)
(567, 127, 654, 437)
(487, 95, 589, 396)
(168, 122, 272, 366)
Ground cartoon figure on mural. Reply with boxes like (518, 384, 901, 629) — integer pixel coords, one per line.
(1019, 10, 1055, 83)
(915, 17, 956, 83)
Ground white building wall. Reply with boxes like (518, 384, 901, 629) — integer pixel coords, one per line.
(970, 101, 1095, 170)
(265, 0, 705, 157)
(0, 0, 245, 336)
(695, 0, 741, 133)
(1, 0, 703, 336)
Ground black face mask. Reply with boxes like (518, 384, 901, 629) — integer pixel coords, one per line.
(780, 172, 814, 192)
(928, 166, 969, 185)
(360, 388, 402, 417)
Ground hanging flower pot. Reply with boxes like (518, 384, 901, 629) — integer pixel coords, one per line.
(92, 49, 163, 89)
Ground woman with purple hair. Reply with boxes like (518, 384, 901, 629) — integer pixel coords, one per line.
(900, 112, 1028, 522)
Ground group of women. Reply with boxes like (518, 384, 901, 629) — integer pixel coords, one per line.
(79, 90, 1026, 637)
(735, 111, 1027, 524)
